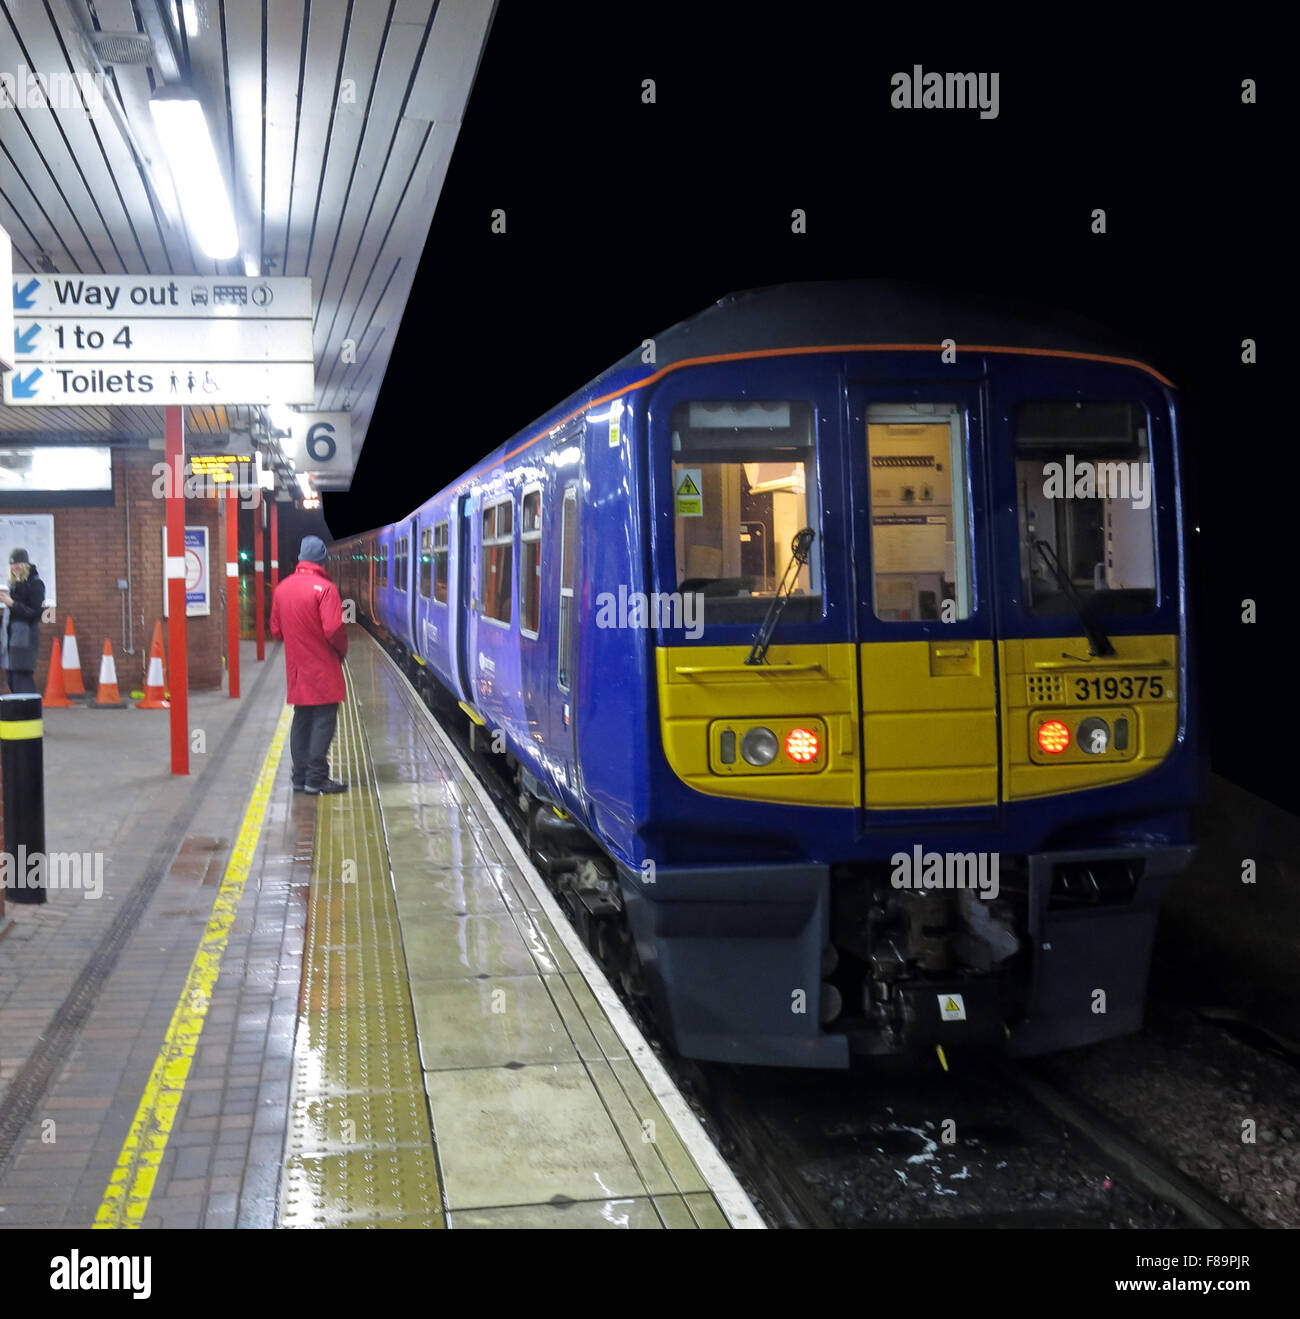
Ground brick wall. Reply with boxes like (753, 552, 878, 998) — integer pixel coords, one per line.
(5, 446, 227, 695)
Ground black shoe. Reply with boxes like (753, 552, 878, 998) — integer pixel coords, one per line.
(306, 779, 348, 795)
(291, 781, 307, 792)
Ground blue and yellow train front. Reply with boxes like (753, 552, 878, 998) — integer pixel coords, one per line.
(614, 349, 1196, 1068)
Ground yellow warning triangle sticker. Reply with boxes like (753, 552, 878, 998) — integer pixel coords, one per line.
(677, 474, 701, 496)
(945, 997, 960, 1012)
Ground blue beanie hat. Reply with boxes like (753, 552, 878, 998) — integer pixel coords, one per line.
(299, 535, 327, 563)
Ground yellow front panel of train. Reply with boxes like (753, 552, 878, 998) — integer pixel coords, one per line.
(859, 640, 999, 807)
(1001, 634, 1179, 798)
(656, 644, 859, 806)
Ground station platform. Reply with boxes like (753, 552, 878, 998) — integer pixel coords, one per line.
(0, 629, 756, 1229)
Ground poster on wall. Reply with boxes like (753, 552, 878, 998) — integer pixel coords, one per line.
(162, 526, 211, 618)
(0, 512, 58, 607)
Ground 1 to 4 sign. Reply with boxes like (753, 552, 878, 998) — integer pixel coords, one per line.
(47, 324, 134, 351)
(12, 317, 313, 363)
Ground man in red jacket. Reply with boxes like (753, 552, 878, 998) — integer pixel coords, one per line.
(270, 535, 349, 794)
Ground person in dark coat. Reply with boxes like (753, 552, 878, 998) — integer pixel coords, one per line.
(0, 548, 46, 695)
(270, 535, 349, 794)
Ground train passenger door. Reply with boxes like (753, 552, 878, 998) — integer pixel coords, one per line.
(847, 383, 1001, 817)
(453, 492, 476, 705)
(548, 427, 585, 813)
(402, 516, 418, 648)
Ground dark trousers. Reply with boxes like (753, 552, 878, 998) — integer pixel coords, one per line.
(290, 703, 339, 788)
(6, 670, 37, 694)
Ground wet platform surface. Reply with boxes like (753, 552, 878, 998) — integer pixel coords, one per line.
(0, 630, 752, 1229)
(282, 635, 745, 1227)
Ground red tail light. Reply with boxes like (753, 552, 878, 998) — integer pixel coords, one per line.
(1037, 720, 1071, 754)
(785, 727, 819, 763)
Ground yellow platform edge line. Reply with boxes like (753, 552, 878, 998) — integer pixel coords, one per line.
(94, 703, 294, 1229)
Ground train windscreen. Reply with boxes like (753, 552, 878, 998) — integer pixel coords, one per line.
(1015, 401, 1157, 618)
(670, 399, 822, 624)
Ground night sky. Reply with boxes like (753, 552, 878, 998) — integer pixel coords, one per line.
(323, 5, 1283, 809)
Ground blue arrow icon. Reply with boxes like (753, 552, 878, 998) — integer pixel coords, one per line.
(13, 323, 40, 354)
(12, 279, 39, 310)
(11, 369, 43, 399)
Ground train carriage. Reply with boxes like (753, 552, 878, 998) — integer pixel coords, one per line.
(332, 280, 1197, 1068)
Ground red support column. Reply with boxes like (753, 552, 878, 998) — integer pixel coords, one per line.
(270, 500, 280, 592)
(165, 406, 189, 775)
(253, 492, 265, 661)
(226, 486, 240, 699)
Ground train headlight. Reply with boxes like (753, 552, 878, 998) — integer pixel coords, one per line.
(784, 727, 819, 763)
(740, 726, 780, 766)
(1077, 716, 1111, 755)
(1037, 719, 1071, 755)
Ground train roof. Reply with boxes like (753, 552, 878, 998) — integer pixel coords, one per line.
(329, 280, 1169, 544)
(594, 279, 1168, 388)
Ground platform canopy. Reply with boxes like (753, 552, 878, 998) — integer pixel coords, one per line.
(0, 0, 496, 492)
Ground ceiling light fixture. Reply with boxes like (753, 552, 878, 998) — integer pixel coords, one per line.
(148, 86, 239, 260)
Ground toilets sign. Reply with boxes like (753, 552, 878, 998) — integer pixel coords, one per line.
(4, 274, 314, 406)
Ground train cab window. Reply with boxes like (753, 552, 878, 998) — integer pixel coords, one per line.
(481, 498, 514, 624)
(866, 403, 972, 621)
(558, 486, 577, 690)
(1015, 402, 1156, 617)
(670, 400, 821, 623)
(521, 487, 542, 638)
(432, 521, 449, 603)
(419, 527, 433, 598)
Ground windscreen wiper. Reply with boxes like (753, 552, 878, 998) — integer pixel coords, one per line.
(746, 528, 816, 665)
(1033, 538, 1114, 657)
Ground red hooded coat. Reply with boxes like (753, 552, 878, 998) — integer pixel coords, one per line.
(270, 561, 348, 705)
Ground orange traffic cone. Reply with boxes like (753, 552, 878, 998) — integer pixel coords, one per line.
(43, 637, 73, 708)
(61, 615, 86, 696)
(95, 638, 123, 706)
(136, 624, 169, 709)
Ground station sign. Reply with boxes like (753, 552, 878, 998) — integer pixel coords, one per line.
(283, 411, 353, 478)
(10, 275, 312, 318)
(162, 525, 211, 618)
(5, 274, 314, 407)
(13, 317, 311, 362)
(4, 361, 314, 406)
(187, 452, 259, 492)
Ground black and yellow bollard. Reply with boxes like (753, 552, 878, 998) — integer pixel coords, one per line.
(1, 693, 46, 906)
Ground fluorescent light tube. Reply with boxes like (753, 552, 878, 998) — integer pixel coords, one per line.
(148, 89, 239, 260)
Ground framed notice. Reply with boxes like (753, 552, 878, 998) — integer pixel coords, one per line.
(162, 525, 211, 618)
(0, 512, 57, 606)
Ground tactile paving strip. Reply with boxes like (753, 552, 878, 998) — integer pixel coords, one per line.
(279, 672, 445, 1228)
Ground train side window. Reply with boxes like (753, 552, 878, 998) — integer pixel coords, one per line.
(521, 486, 542, 638)
(380, 545, 389, 588)
(558, 486, 577, 691)
(1015, 402, 1156, 617)
(866, 403, 972, 622)
(395, 536, 407, 593)
(481, 498, 514, 624)
(432, 520, 449, 603)
(419, 526, 433, 598)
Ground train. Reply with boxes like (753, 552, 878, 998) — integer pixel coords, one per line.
(330, 280, 1197, 1069)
